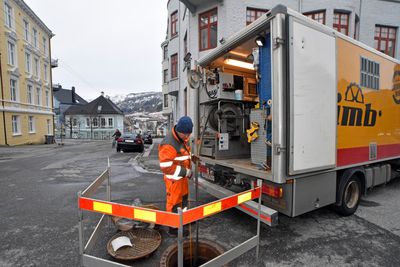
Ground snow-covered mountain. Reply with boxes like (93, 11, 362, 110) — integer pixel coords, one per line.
(111, 92, 162, 114)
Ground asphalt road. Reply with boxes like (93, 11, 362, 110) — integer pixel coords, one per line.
(0, 140, 399, 266)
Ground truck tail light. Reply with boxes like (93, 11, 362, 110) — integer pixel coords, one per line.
(253, 182, 283, 198)
(199, 164, 208, 174)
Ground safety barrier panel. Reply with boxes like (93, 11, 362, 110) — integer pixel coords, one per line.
(78, 158, 263, 267)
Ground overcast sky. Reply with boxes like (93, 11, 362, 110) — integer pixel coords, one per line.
(25, 0, 168, 100)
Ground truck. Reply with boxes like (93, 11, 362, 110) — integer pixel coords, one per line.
(186, 5, 400, 226)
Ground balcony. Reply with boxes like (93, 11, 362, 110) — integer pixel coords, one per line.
(167, 82, 179, 96)
(51, 58, 58, 68)
(179, 0, 218, 13)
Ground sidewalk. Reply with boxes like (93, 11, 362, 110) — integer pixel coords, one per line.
(137, 138, 162, 172)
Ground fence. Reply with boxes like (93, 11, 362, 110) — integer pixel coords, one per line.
(77, 159, 263, 267)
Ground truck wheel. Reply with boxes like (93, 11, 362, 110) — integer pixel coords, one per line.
(336, 174, 361, 216)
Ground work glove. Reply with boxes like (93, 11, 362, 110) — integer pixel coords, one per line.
(191, 154, 199, 163)
(186, 169, 192, 179)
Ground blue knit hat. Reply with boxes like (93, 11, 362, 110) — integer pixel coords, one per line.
(176, 116, 193, 134)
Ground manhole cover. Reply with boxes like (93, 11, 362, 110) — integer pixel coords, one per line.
(107, 228, 162, 260)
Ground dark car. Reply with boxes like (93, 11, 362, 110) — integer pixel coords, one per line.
(144, 134, 153, 145)
(116, 134, 144, 153)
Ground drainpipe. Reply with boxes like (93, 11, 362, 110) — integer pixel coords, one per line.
(359, 0, 363, 40)
(0, 53, 8, 145)
(298, 0, 302, 12)
(49, 35, 55, 138)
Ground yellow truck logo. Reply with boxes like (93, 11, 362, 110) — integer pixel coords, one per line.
(338, 83, 381, 127)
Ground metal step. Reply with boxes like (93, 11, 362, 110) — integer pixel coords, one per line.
(197, 177, 278, 226)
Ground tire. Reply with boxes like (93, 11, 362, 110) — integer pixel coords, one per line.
(139, 145, 144, 153)
(335, 174, 362, 216)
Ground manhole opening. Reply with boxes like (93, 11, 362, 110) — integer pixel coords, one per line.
(160, 240, 225, 267)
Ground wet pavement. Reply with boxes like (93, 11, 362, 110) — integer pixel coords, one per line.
(0, 139, 399, 266)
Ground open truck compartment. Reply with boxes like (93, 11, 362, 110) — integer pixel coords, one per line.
(191, 5, 400, 218)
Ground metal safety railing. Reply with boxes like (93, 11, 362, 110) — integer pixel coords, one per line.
(77, 158, 263, 267)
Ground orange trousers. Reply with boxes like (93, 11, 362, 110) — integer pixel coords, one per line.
(164, 177, 189, 212)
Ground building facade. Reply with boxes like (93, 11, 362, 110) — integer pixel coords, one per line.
(0, 0, 55, 145)
(64, 93, 124, 140)
(161, 0, 400, 128)
(53, 84, 87, 135)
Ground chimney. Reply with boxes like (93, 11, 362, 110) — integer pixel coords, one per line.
(72, 86, 76, 103)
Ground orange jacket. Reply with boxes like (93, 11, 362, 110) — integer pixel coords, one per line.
(159, 127, 191, 180)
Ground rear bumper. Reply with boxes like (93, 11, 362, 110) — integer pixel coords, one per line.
(117, 143, 143, 151)
(197, 177, 278, 226)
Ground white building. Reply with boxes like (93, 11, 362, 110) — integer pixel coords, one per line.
(161, 0, 400, 128)
(64, 93, 124, 139)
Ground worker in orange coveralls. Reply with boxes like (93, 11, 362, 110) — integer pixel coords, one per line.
(159, 116, 194, 236)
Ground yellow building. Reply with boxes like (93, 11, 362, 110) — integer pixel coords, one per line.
(0, 0, 55, 145)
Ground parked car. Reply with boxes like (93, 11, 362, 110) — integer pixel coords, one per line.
(144, 134, 153, 144)
(116, 133, 144, 153)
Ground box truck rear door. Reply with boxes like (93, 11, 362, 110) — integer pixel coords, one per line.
(288, 17, 337, 175)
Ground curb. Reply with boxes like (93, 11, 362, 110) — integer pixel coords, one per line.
(131, 143, 162, 174)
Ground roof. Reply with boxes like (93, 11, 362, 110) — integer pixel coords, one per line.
(65, 95, 124, 116)
(53, 88, 87, 105)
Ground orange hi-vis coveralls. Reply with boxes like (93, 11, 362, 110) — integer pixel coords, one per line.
(159, 127, 192, 212)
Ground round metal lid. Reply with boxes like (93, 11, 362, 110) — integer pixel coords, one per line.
(107, 228, 162, 261)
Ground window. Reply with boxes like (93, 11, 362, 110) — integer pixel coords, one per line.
(374, 25, 397, 57)
(163, 69, 168, 84)
(100, 118, 106, 127)
(36, 87, 41, 105)
(92, 118, 98, 127)
(86, 118, 90, 127)
(73, 118, 77, 126)
(164, 94, 168, 108)
(184, 32, 188, 56)
(7, 41, 15, 66)
(34, 58, 39, 77)
(171, 54, 178, 79)
(163, 45, 168, 60)
(25, 52, 31, 74)
(32, 28, 38, 48)
(360, 57, 380, 90)
(171, 11, 178, 37)
(47, 119, 51, 134)
(23, 19, 29, 41)
(333, 12, 349, 35)
(199, 8, 218, 51)
(108, 118, 113, 127)
(10, 79, 17, 101)
(27, 84, 33, 104)
(4, 2, 13, 28)
(304, 10, 326, 25)
(45, 90, 50, 107)
(43, 37, 48, 56)
(44, 64, 48, 81)
(28, 116, 35, 133)
(246, 8, 268, 25)
(12, 115, 20, 135)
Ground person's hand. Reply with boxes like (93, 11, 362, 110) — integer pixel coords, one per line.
(186, 169, 192, 179)
(191, 155, 199, 163)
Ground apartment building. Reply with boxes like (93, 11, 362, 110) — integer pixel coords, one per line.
(0, 0, 54, 145)
(161, 0, 400, 129)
